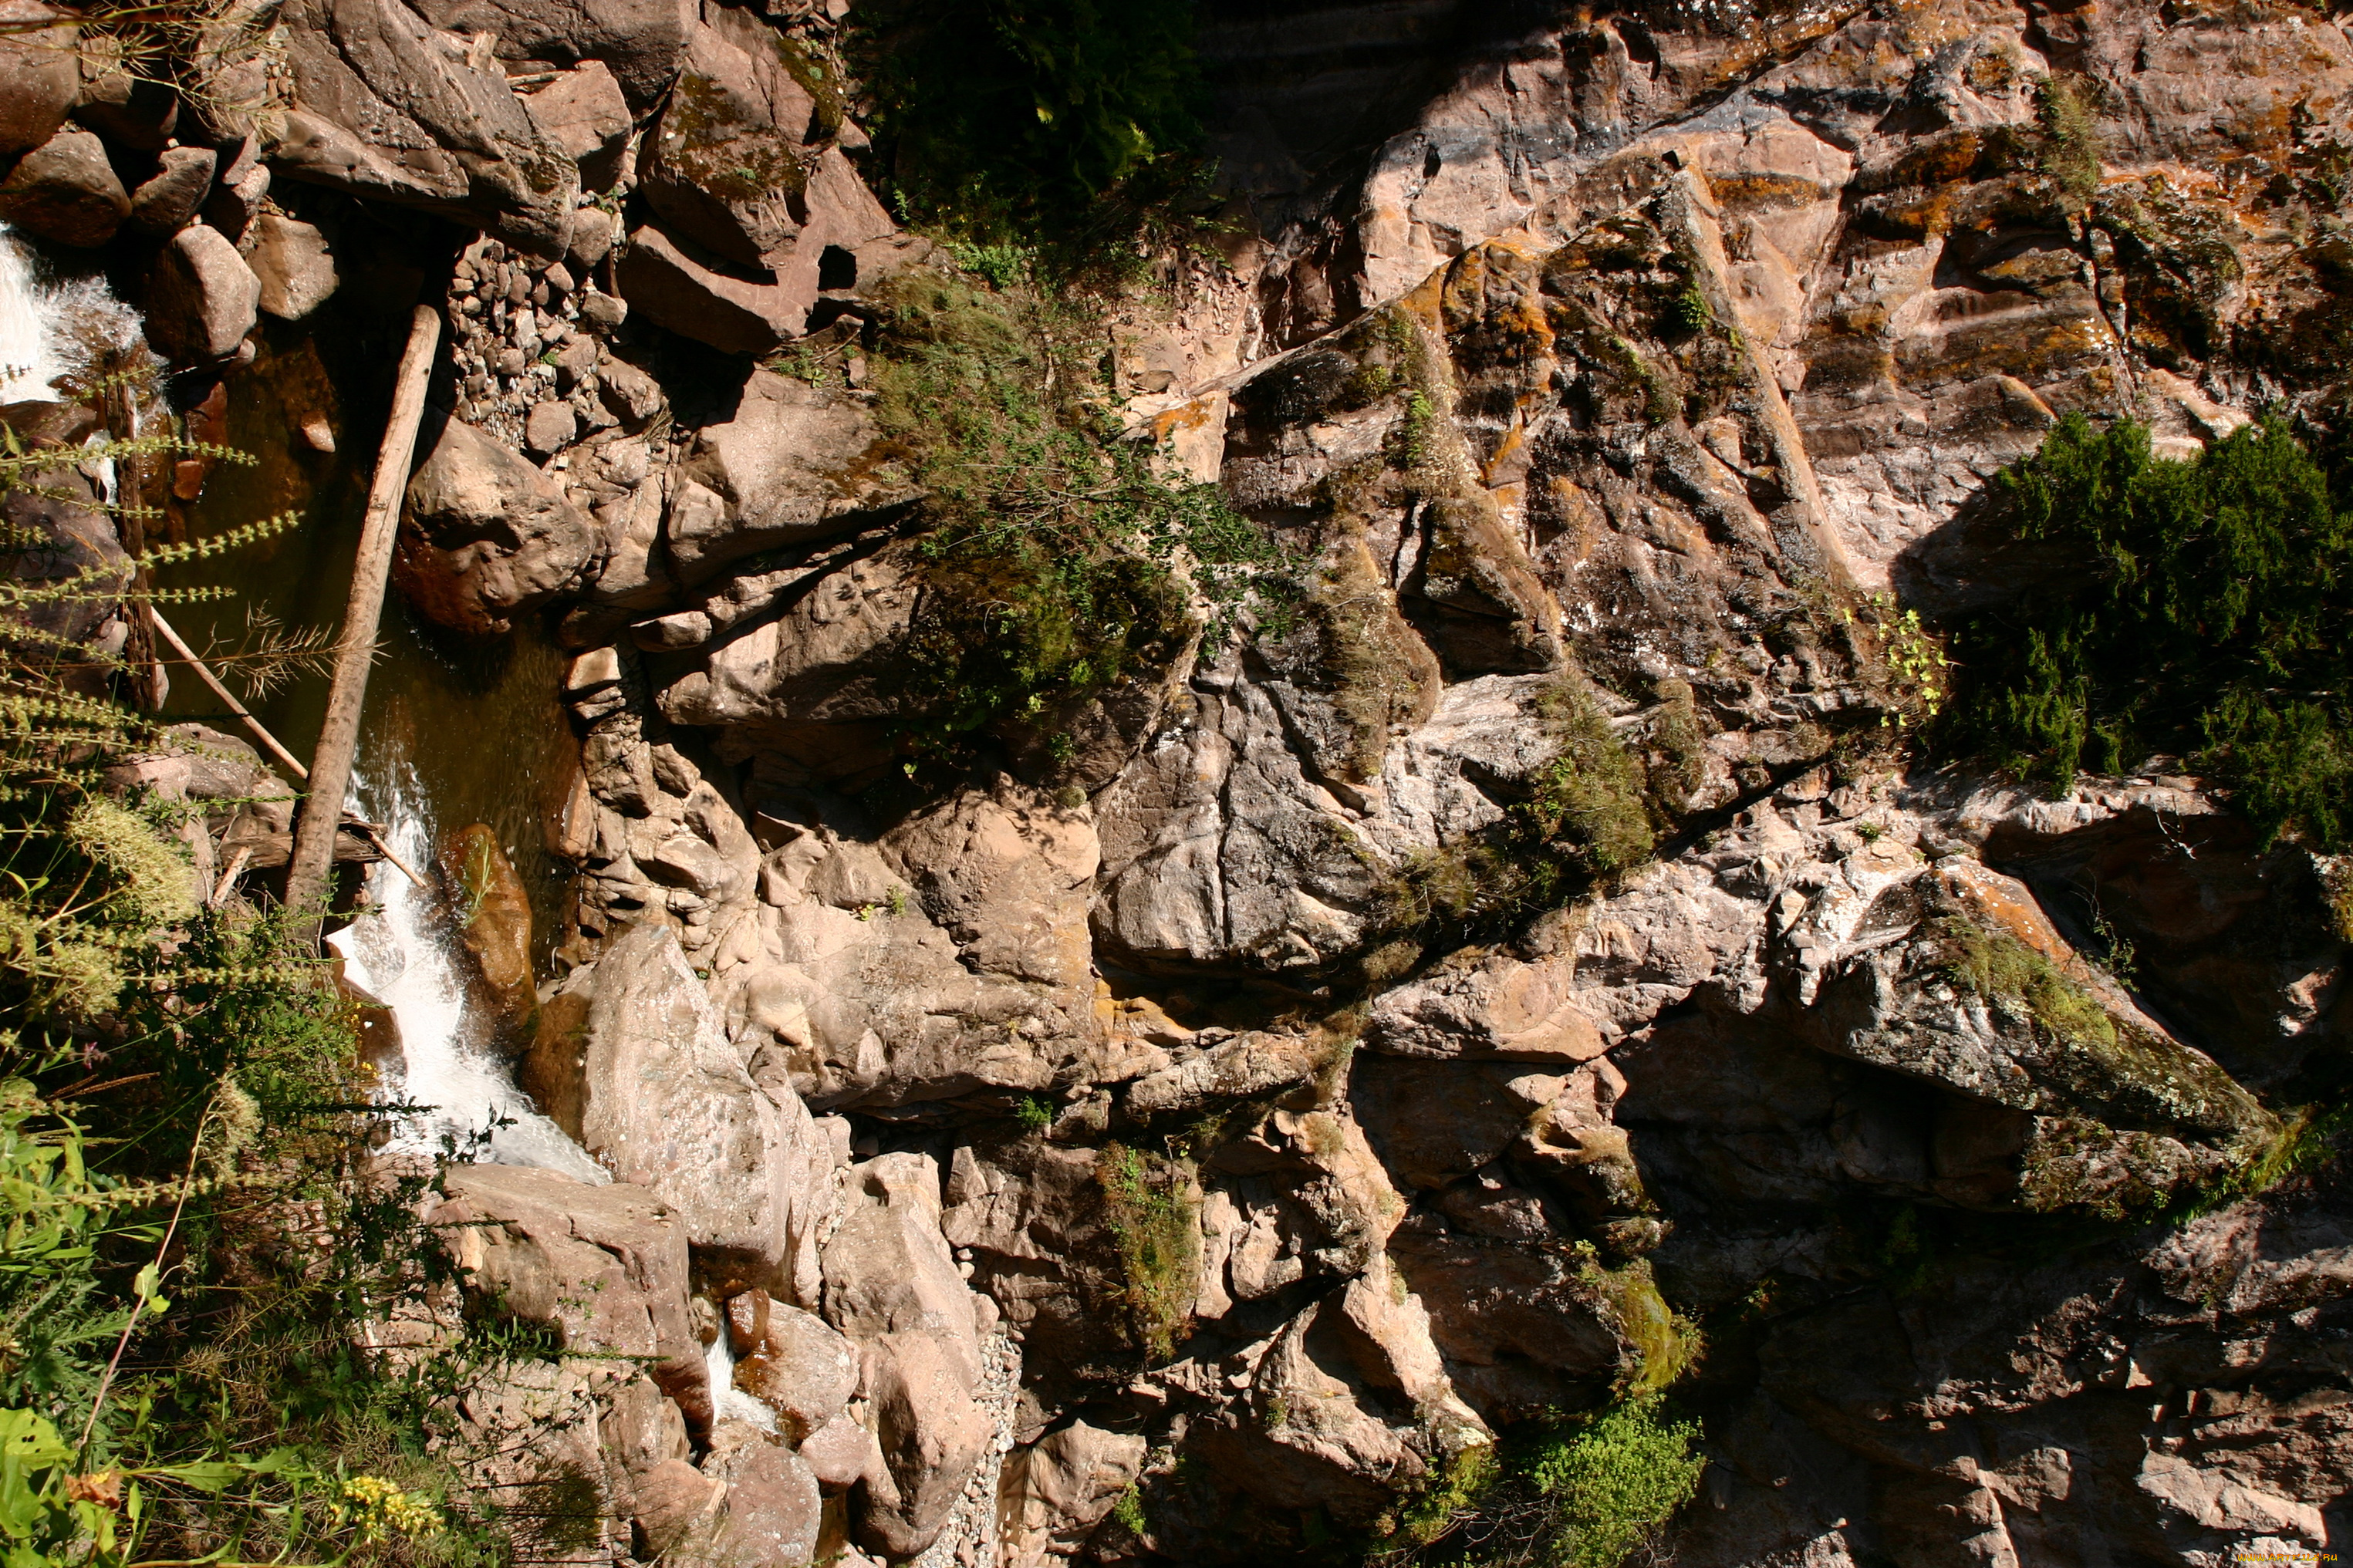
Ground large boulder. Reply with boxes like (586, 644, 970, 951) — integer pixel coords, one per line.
(1805, 857, 2276, 1215)
(518, 59, 631, 189)
(636, 8, 893, 278)
(999, 1421, 1148, 1568)
(857, 1329, 993, 1560)
(408, 0, 687, 107)
(247, 213, 339, 321)
(690, 1430, 824, 1568)
(526, 920, 840, 1301)
(822, 1153, 982, 1364)
(271, 0, 577, 254)
(143, 224, 261, 363)
(430, 1163, 710, 1429)
(723, 1290, 857, 1442)
(127, 146, 217, 235)
(700, 780, 1109, 1109)
(613, 224, 810, 356)
(1366, 948, 1609, 1063)
(0, 1, 79, 157)
(653, 541, 917, 760)
(661, 370, 910, 585)
(637, 5, 822, 270)
(438, 822, 534, 1038)
(823, 1153, 994, 1558)
(398, 413, 598, 635)
(0, 126, 129, 248)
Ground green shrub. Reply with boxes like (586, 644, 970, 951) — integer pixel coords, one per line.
(1528, 1397, 1706, 1568)
(1371, 1399, 1703, 1568)
(0, 400, 537, 1566)
(1526, 679, 1655, 878)
(865, 268, 1288, 759)
(848, 0, 1211, 265)
(1950, 414, 2353, 848)
(2034, 73, 2101, 203)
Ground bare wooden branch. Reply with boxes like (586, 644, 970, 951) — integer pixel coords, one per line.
(285, 304, 441, 937)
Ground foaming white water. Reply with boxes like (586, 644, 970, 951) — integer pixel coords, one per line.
(704, 1328, 775, 1432)
(330, 762, 608, 1185)
(0, 223, 141, 403)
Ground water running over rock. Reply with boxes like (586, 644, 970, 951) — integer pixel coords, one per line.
(330, 761, 606, 1184)
(0, 222, 140, 403)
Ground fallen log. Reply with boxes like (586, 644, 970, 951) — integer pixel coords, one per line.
(284, 304, 442, 936)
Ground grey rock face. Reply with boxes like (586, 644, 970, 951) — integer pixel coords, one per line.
(408, 0, 685, 107)
(535, 921, 840, 1302)
(272, 0, 578, 253)
(258, 0, 2353, 1559)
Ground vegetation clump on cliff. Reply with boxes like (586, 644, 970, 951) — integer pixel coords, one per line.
(857, 265, 1286, 760)
(1095, 1142, 1199, 1362)
(1951, 413, 2353, 848)
(1372, 1395, 1704, 1568)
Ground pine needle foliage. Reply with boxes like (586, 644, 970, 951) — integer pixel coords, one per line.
(1950, 414, 2353, 847)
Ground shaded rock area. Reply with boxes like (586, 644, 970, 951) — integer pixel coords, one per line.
(19, 0, 2353, 1562)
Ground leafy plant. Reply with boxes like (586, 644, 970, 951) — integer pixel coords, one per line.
(0, 400, 544, 1566)
(1528, 1398, 1706, 1568)
(1372, 1398, 1704, 1568)
(1950, 415, 2353, 848)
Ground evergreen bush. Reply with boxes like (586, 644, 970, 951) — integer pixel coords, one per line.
(1950, 414, 2353, 848)
(854, 266, 1288, 760)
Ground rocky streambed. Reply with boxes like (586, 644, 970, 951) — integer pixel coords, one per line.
(4, 0, 2352, 1563)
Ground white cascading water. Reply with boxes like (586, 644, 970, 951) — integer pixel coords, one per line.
(704, 1330, 777, 1432)
(0, 222, 140, 403)
(329, 764, 609, 1183)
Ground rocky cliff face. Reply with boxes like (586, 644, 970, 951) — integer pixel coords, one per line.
(13, 0, 2353, 1561)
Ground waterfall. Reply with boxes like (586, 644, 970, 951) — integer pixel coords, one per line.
(0, 223, 140, 403)
(703, 1327, 778, 1433)
(330, 761, 609, 1185)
